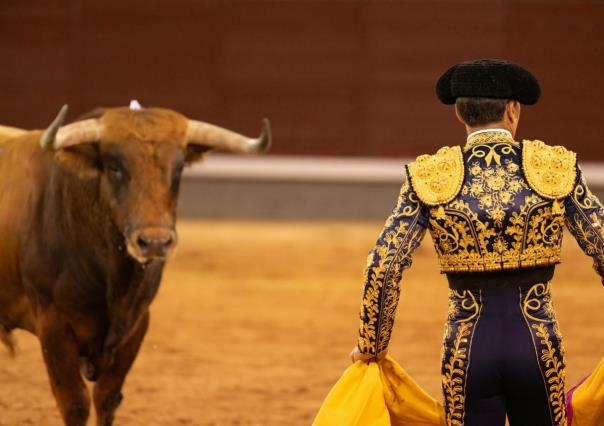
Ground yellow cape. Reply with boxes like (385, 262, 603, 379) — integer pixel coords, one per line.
(312, 356, 445, 426)
(568, 357, 604, 425)
(313, 355, 604, 426)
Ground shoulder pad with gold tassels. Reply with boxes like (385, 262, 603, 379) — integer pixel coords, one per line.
(522, 140, 577, 200)
(406, 145, 464, 206)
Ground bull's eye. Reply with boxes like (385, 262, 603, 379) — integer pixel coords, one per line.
(106, 163, 124, 182)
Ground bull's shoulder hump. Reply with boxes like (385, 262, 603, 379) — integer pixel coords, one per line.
(522, 139, 577, 199)
(406, 145, 464, 206)
(0, 125, 27, 144)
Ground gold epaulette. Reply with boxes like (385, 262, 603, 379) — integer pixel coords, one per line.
(522, 140, 577, 200)
(406, 145, 464, 206)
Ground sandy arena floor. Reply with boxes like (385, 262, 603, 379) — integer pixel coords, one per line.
(0, 221, 602, 425)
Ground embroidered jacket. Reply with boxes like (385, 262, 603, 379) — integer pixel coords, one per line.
(358, 130, 604, 356)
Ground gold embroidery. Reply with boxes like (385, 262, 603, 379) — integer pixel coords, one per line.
(506, 197, 564, 268)
(462, 159, 527, 227)
(523, 283, 554, 322)
(464, 131, 515, 150)
(427, 138, 566, 273)
(451, 290, 479, 323)
(442, 322, 471, 426)
(467, 142, 518, 167)
(522, 140, 577, 200)
(572, 181, 602, 211)
(358, 181, 426, 355)
(375, 225, 425, 353)
(565, 174, 604, 279)
(521, 283, 567, 426)
(566, 213, 604, 274)
(531, 323, 567, 425)
(441, 290, 481, 426)
(554, 322, 566, 358)
(430, 195, 563, 272)
(407, 146, 464, 206)
(570, 178, 604, 237)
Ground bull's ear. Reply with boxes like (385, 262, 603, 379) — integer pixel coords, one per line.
(185, 144, 212, 165)
(54, 143, 100, 179)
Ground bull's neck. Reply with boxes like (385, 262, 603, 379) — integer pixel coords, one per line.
(45, 164, 162, 337)
(42, 165, 128, 281)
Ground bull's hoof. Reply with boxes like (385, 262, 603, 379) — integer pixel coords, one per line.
(0, 328, 18, 357)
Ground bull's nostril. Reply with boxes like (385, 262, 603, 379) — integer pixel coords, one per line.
(131, 229, 176, 259)
(137, 235, 150, 249)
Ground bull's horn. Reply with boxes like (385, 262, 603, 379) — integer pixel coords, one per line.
(40, 104, 68, 148)
(41, 105, 103, 150)
(186, 118, 271, 154)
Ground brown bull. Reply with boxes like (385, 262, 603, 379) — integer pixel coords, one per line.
(0, 105, 270, 425)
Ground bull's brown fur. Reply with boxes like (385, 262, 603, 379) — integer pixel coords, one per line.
(0, 107, 227, 426)
(0, 125, 25, 143)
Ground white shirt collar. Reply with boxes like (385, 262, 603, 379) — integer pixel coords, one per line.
(466, 128, 512, 141)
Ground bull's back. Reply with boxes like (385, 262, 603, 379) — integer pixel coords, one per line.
(0, 131, 49, 332)
(0, 125, 26, 144)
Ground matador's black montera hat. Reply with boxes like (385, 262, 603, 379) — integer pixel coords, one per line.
(436, 59, 540, 105)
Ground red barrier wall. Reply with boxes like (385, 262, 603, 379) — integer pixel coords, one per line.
(1, 1, 602, 159)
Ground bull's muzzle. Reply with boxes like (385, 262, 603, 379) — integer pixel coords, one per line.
(126, 227, 177, 263)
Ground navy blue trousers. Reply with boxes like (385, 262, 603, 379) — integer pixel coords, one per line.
(441, 283, 567, 426)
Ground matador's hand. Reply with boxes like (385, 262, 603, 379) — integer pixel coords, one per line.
(350, 346, 388, 363)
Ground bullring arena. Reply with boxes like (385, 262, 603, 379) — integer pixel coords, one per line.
(1, 3, 604, 425)
(1, 219, 602, 425)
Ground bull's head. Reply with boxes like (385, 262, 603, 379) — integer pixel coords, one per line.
(40, 104, 271, 263)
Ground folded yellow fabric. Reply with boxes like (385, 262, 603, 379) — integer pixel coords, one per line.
(313, 355, 445, 426)
(380, 356, 446, 426)
(313, 360, 391, 425)
(568, 357, 604, 426)
(314, 355, 604, 426)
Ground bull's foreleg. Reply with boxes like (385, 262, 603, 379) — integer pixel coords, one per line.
(93, 311, 149, 426)
(0, 325, 18, 356)
(37, 309, 90, 426)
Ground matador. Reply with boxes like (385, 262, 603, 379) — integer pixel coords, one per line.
(350, 59, 604, 425)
